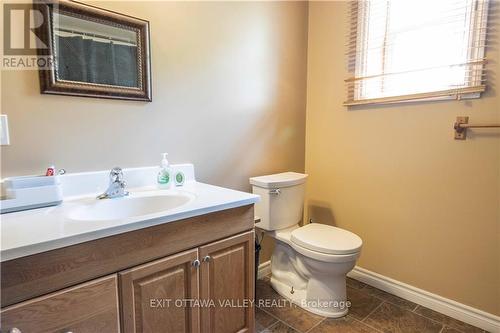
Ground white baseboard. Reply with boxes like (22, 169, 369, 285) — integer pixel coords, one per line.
(257, 262, 499, 333)
(257, 260, 271, 279)
(348, 267, 499, 333)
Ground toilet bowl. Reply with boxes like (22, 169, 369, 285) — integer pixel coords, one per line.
(250, 172, 362, 318)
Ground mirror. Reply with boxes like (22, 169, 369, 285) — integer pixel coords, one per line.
(35, 0, 152, 101)
(53, 12, 140, 88)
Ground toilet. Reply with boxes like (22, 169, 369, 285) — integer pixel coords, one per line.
(250, 172, 362, 318)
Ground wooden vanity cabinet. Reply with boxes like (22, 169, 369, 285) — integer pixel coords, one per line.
(199, 232, 254, 333)
(119, 249, 201, 333)
(119, 231, 255, 333)
(0, 275, 120, 333)
(1, 205, 256, 333)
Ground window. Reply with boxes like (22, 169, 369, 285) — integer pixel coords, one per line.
(345, 0, 490, 106)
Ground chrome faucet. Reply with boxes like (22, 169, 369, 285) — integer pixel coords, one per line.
(97, 167, 129, 199)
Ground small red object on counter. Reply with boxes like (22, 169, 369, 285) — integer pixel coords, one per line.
(45, 166, 55, 176)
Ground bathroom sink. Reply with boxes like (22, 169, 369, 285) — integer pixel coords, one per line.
(68, 193, 194, 222)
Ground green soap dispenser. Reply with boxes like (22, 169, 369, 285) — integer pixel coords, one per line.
(157, 153, 172, 188)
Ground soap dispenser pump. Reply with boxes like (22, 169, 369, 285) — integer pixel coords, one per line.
(157, 153, 172, 188)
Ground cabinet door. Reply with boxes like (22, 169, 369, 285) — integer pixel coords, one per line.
(0, 275, 120, 333)
(199, 231, 255, 333)
(119, 249, 200, 333)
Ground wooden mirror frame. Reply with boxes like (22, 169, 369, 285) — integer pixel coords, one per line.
(34, 0, 152, 101)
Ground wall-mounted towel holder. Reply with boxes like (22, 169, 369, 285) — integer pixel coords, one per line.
(454, 117, 500, 140)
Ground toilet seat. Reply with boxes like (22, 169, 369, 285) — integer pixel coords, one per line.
(271, 224, 362, 263)
(290, 241, 361, 263)
(291, 224, 362, 255)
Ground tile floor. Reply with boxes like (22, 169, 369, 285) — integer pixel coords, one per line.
(255, 276, 487, 333)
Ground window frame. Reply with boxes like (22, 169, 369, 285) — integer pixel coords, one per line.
(345, 0, 489, 106)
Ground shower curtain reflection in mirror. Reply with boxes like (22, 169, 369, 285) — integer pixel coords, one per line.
(53, 12, 139, 88)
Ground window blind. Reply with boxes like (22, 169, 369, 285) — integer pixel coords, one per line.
(345, 0, 492, 106)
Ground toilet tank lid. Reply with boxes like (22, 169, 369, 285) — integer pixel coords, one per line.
(249, 172, 308, 189)
(291, 224, 362, 255)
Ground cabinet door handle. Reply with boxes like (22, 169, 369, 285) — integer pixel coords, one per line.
(192, 259, 201, 268)
(202, 255, 211, 262)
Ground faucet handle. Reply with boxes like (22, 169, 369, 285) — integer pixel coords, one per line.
(110, 167, 123, 182)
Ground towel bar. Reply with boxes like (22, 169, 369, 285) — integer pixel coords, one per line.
(454, 117, 500, 140)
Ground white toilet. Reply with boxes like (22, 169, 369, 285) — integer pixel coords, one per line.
(250, 172, 362, 318)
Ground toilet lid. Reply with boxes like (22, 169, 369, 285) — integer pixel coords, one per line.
(291, 224, 362, 255)
(250, 172, 308, 189)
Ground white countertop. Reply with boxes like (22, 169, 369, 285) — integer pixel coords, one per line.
(0, 181, 259, 262)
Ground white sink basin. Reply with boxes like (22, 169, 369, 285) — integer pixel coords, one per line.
(68, 193, 194, 221)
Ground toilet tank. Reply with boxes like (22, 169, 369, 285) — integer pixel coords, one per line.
(250, 172, 308, 231)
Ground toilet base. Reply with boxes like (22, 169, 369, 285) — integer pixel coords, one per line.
(268, 238, 358, 318)
(270, 276, 349, 318)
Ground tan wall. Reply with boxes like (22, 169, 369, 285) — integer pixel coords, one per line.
(0, 1, 308, 200)
(305, 1, 500, 315)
